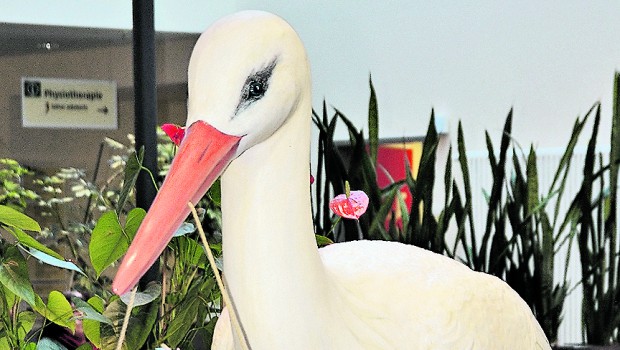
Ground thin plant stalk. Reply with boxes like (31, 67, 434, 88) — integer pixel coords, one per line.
(188, 202, 251, 350)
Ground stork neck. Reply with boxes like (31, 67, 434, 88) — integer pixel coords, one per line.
(220, 101, 332, 348)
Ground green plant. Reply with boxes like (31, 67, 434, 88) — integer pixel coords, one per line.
(575, 72, 620, 345)
(312, 78, 456, 256)
(312, 77, 606, 344)
(0, 205, 81, 349)
(0, 159, 38, 212)
(76, 150, 221, 349)
(0, 127, 224, 349)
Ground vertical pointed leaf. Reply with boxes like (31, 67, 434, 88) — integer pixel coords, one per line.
(368, 75, 379, 166)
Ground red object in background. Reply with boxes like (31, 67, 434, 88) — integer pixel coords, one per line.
(375, 142, 421, 230)
(161, 123, 186, 146)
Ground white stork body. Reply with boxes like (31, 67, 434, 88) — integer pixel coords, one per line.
(113, 10, 551, 350)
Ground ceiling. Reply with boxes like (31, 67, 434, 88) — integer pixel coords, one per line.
(0, 22, 197, 57)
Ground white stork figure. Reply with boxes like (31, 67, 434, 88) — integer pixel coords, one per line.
(113, 10, 551, 350)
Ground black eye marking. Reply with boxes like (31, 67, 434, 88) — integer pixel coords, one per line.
(247, 80, 265, 100)
(235, 57, 278, 115)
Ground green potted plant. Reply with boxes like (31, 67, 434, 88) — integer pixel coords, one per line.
(555, 72, 620, 349)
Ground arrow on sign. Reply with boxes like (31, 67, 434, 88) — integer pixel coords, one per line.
(97, 106, 109, 115)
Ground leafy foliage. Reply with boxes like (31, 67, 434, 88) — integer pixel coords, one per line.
(1, 73, 619, 348)
(0, 206, 80, 348)
(0, 158, 39, 211)
(575, 72, 620, 345)
(312, 75, 620, 344)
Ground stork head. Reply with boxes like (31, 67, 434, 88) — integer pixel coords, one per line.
(112, 11, 310, 295)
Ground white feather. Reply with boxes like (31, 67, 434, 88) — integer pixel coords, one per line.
(183, 10, 551, 350)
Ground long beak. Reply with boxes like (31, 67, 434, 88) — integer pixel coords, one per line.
(112, 121, 241, 295)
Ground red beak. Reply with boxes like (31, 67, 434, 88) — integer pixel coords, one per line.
(112, 121, 241, 295)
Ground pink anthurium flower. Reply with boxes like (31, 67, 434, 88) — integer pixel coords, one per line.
(161, 123, 186, 146)
(329, 182, 369, 220)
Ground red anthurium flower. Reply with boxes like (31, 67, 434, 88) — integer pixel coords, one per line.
(161, 123, 186, 146)
(329, 189, 369, 220)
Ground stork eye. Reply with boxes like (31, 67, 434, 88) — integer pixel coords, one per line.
(247, 80, 266, 99)
(234, 57, 278, 116)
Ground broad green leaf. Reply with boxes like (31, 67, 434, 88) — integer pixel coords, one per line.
(208, 179, 222, 206)
(17, 310, 36, 342)
(315, 234, 334, 247)
(100, 297, 158, 350)
(0, 245, 35, 306)
(119, 282, 161, 307)
(1, 283, 17, 309)
(25, 247, 85, 275)
(125, 208, 146, 240)
(89, 211, 127, 277)
(0, 205, 40, 232)
(7, 227, 63, 260)
(76, 343, 94, 350)
(44, 291, 76, 332)
(0, 337, 8, 350)
(72, 297, 112, 324)
(83, 296, 106, 347)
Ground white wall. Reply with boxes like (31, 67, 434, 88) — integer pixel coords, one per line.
(230, 1, 620, 152)
(0, 0, 234, 32)
(4, 0, 618, 150)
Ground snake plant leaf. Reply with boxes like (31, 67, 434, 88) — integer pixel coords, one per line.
(368, 186, 400, 241)
(526, 147, 539, 212)
(456, 121, 478, 264)
(368, 74, 379, 166)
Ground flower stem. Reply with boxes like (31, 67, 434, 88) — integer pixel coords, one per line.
(188, 202, 251, 350)
(116, 286, 137, 350)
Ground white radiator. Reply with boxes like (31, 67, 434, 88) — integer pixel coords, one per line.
(461, 148, 610, 345)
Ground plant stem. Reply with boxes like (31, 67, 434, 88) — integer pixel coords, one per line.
(142, 166, 160, 192)
(188, 202, 251, 350)
(116, 286, 137, 350)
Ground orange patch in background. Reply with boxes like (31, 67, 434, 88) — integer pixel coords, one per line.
(376, 142, 423, 229)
